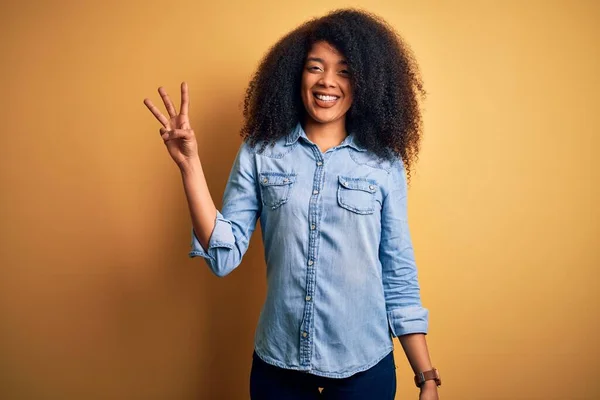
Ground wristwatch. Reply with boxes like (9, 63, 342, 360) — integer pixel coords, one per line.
(414, 368, 441, 388)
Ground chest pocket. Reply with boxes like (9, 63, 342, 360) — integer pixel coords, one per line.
(337, 175, 378, 215)
(258, 172, 297, 210)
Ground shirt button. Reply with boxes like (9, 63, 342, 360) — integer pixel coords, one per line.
(305, 295, 312, 301)
(310, 224, 316, 230)
(263, 178, 268, 183)
(316, 161, 323, 166)
(369, 185, 375, 190)
(307, 260, 314, 266)
(283, 178, 289, 183)
(313, 189, 319, 195)
(302, 332, 308, 338)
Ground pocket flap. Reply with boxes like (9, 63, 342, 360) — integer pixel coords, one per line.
(338, 176, 377, 193)
(259, 172, 296, 187)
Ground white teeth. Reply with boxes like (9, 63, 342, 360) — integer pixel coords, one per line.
(315, 94, 338, 101)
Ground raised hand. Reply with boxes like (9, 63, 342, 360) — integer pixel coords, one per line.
(143, 82, 198, 168)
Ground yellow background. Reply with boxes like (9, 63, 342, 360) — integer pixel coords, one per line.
(1, 0, 598, 399)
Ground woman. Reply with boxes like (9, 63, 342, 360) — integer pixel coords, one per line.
(144, 8, 440, 400)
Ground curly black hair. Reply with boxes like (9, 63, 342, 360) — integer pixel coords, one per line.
(241, 8, 426, 179)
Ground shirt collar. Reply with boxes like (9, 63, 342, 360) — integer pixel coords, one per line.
(285, 122, 367, 152)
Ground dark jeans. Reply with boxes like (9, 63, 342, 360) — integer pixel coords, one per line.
(249, 350, 397, 400)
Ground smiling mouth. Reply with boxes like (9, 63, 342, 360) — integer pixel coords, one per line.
(314, 93, 340, 102)
(313, 93, 340, 109)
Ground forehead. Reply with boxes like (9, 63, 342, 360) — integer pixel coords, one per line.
(306, 41, 346, 62)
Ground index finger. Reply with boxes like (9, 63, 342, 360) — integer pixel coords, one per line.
(180, 81, 189, 116)
(143, 98, 170, 128)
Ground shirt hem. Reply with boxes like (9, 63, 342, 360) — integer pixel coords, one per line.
(253, 345, 394, 379)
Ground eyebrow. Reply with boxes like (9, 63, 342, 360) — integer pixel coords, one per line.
(306, 57, 348, 65)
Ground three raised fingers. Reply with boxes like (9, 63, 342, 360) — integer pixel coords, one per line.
(143, 82, 189, 128)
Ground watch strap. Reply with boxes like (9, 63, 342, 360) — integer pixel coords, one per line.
(414, 368, 441, 387)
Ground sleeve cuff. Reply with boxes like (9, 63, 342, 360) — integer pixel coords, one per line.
(387, 305, 429, 337)
(188, 210, 235, 259)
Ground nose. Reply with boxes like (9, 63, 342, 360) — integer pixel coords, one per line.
(317, 70, 337, 88)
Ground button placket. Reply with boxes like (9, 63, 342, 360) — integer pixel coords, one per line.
(299, 151, 325, 367)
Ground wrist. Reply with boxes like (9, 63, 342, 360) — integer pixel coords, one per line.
(420, 380, 438, 390)
(179, 156, 202, 175)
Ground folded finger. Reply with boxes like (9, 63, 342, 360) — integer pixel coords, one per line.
(159, 128, 192, 141)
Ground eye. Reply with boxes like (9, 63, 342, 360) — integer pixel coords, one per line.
(339, 69, 350, 76)
(308, 65, 322, 72)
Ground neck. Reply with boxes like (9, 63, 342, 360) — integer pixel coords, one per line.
(302, 117, 348, 146)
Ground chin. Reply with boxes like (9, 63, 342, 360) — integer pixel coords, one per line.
(308, 111, 343, 124)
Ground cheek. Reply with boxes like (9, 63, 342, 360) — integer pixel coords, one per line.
(301, 72, 315, 91)
(300, 76, 308, 92)
(343, 82, 353, 107)
(300, 75, 313, 105)
(300, 88, 310, 108)
(344, 91, 353, 109)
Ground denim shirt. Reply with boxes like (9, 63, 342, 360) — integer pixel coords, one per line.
(189, 122, 429, 378)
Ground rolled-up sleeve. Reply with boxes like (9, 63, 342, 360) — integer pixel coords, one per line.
(188, 141, 261, 277)
(379, 160, 429, 336)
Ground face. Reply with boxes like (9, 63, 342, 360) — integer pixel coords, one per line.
(300, 41, 353, 125)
